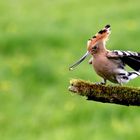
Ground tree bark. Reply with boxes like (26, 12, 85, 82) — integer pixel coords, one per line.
(68, 79, 140, 106)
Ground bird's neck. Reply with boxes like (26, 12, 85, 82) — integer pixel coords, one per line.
(98, 41, 107, 51)
(92, 41, 108, 58)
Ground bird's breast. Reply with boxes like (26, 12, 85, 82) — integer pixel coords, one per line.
(92, 56, 119, 82)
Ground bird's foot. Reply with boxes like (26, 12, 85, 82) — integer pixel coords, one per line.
(95, 81, 106, 85)
(95, 79, 106, 85)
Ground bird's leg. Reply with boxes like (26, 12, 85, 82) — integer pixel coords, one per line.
(96, 79, 107, 85)
(101, 79, 107, 85)
(118, 82, 123, 86)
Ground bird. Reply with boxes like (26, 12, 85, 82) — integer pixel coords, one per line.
(69, 24, 140, 85)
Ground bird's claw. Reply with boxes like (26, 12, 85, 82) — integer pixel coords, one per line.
(95, 82, 106, 85)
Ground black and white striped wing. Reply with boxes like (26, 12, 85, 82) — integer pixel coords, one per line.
(110, 50, 140, 57)
(107, 50, 140, 72)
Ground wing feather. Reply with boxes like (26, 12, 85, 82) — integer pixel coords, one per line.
(107, 50, 140, 71)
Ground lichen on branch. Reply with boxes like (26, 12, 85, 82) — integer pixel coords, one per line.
(68, 79, 140, 106)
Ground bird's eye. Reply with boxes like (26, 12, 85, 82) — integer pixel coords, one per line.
(92, 45, 98, 50)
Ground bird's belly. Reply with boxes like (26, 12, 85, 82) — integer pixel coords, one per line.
(92, 58, 118, 83)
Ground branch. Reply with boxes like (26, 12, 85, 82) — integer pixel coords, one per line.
(68, 79, 140, 106)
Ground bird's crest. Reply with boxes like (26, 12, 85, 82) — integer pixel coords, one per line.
(87, 24, 111, 47)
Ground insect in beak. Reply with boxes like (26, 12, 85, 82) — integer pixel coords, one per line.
(69, 51, 90, 71)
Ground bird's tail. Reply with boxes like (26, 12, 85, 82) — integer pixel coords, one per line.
(117, 71, 140, 84)
(128, 71, 140, 80)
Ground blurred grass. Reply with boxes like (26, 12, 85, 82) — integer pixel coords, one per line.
(0, 0, 140, 140)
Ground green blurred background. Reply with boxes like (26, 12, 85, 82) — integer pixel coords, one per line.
(0, 0, 140, 139)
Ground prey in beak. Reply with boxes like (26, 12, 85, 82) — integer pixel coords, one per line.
(69, 51, 90, 71)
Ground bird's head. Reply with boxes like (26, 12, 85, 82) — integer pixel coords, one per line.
(87, 24, 111, 55)
(69, 25, 111, 71)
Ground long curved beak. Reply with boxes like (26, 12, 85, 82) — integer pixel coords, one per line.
(69, 51, 90, 71)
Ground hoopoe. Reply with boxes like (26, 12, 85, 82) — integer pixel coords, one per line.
(69, 25, 140, 85)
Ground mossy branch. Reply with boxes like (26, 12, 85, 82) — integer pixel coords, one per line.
(68, 79, 140, 106)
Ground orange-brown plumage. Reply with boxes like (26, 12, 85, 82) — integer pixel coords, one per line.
(69, 25, 140, 85)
